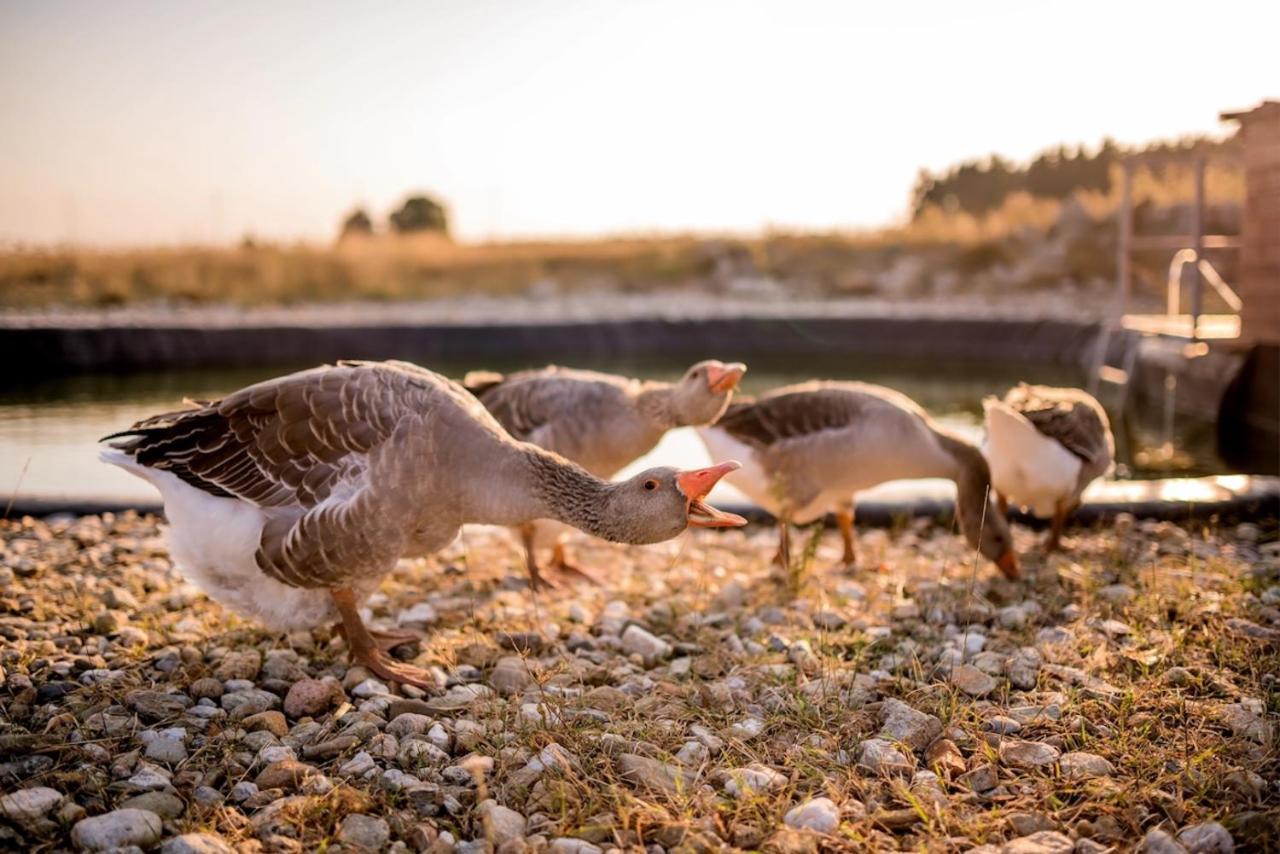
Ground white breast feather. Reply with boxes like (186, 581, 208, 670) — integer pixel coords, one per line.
(695, 426, 780, 515)
(981, 400, 1083, 517)
(100, 449, 340, 630)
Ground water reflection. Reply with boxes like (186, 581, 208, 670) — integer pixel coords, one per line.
(0, 359, 1226, 503)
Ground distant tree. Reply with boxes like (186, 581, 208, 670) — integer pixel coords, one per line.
(389, 194, 449, 236)
(339, 207, 374, 240)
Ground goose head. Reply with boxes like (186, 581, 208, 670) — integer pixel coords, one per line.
(953, 448, 1020, 579)
(669, 360, 747, 425)
(600, 460, 747, 544)
(969, 510, 1019, 579)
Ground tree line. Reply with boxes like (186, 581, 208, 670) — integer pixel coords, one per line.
(911, 135, 1237, 218)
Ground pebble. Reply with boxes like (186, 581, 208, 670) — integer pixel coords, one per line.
(783, 797, 840, 833)
(220, 688, 279, 716)
(1177, 822, 1234, 854)
(1140, 829, 1189, 853)
(142, 734, 188, 765)
(1058, 751, 1115, 779)
(926, 738, 966, 776)
(857, 738, 912, 776)
(998, 740, 1061, 769)
(125, 762, 173, 792)
(949, 664, 997, 697)
(550, 840, 603, 854)
(126, 689, 192, 720)
(339, 751, 378, 777)
(960, 763, 999, 792)
(1097, 583, 1136, 604)
(617, 753, 696, 793)
(255, 759, 318, 790)
(0, 786, 62, 821)
(229, 782, 258, 802)
(983, 715, 1022, 735)
(398, 602, 439, 626)
(243, 710, 289, 738)
(161, 833, 235, 854)
(723, 763, 787, 798)
(879, 698, 943, 750)
(620, 624, 672, 662)
(192, 786, 223, 807)
(387, 712, 435, 737)
(490, 656, 533, 695)
(479, 800, 528, 844)
(1002, 831, 1074, 854)
(120, 791, 184, 820)
(338, 813, 391, 850)
(71, 808, 163, 851)
(214, 648, 261, 681)
(351, 677, 390, 698)
(284, 678, 343, 718)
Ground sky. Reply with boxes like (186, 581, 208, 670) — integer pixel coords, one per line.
(1, 0, 1275, 247)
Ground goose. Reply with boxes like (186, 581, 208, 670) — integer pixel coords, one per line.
(100, 360, 746, 688)
(696, 381, 1019, 579)
(982, 383, 1113, 551)
(463, 360, 746, 588)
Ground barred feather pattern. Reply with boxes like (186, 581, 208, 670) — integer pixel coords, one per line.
(106, 360, 501, 589)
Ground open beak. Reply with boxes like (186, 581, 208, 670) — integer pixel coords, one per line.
(995, 549, 1020, 580)
(676, 461, 748, 528)
(705, 362, 747, 394)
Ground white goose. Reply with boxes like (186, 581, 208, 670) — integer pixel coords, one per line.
(982, 383, 1114, 551)
(697, 380, 1019, 578)
(101, 360, 746, 688)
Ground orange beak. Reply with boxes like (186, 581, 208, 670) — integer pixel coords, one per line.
(995, 549, 1020, 580)
(705, 362, 747, 394)
(676, 461, 748, 528)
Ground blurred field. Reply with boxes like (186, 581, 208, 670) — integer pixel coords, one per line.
(0, 163, 1244, 310)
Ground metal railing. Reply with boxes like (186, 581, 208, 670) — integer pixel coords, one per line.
(1165, 248, 1243, 330)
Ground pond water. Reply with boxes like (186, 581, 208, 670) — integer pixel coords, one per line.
(0, 357, 1225, 506)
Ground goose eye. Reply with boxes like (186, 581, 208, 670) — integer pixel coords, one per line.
(643, 479, 658, 491)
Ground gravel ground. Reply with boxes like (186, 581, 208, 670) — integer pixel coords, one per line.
(1, 513, 1277, 853)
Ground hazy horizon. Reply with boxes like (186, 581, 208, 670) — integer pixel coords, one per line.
(2, 0, 1275, 248)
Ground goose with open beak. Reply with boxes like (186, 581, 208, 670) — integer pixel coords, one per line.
(101, 360, 747, 689)
(463, 359, 747, 588)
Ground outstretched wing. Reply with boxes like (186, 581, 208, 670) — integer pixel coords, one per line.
(104, 361, 446, 509)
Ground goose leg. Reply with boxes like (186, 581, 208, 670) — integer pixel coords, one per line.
(547, 539, 604, 586)
(777, 518, 792, 572)
(836, 503, 857, 568)
(331, 588, 437, 690)
(1046, 500, 1069, 552)
(520, 523, 555, 592)
(332, 622, 422, 652)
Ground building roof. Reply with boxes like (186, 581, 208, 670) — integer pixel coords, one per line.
(1221, 100, 1280, 123)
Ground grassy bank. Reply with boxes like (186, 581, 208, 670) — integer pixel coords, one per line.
(1, 163, 1244, 311)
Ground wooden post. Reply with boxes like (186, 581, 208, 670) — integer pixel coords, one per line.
(1190, 155, 1206, 340)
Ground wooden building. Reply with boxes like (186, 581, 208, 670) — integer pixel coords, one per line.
(1221, 101, 1280, 345)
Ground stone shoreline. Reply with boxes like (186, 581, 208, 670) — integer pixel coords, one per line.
(1, 513, 1276, 852)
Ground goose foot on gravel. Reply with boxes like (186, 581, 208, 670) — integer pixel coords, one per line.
(527, 552, 605, 591)
(332, 589, 438, 690)
(333, 622, 422, 653)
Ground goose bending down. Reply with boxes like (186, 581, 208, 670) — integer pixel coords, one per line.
(982, 383, 1113, 551)
(101, 360, 746, 688)
(464, 360, 746, 588)
(697, 381, 1019, 579)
